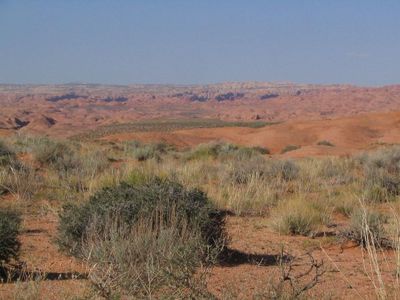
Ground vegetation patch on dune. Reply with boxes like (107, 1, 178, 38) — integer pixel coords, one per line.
(71, 119, 277, 141)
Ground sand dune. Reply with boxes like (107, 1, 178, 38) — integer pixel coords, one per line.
(104, 111, 400, 157)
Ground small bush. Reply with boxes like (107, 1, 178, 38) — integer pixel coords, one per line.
(58, 178, 224, 298)
(33, 138, 80, 172)
(58, 177, 225, 255)
(224, 157, 299, 185)
(0, 140, 15, 166)
(356, 147, 400, 202)
(271, 198, 329, 236)
(363, 169, 400, 203)
(317, 140, 335, 147)
(251, 146, 270, 155)
(0, 209, 21, 263)
(268, 160, 300, 181)
(343, 209, 390, 248)
(281, 145, 301, 154)
(125, 141, 173, 161)
(225, 156, 267, 184)
(184, 142, 238, 161)
(315, 158, 353, 184)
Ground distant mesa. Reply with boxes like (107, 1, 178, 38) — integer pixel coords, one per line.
(260, 93, 279, 100)
(102, 96, 128, 103)
(190, 94, 209, 102)
(215, 92, 245, 101)
(46, 92, 88, 102)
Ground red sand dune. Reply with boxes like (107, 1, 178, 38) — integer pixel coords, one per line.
(104, 111, 400, 157)
(1, 83, 400, 155)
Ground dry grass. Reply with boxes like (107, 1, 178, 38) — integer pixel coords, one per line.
(83, 209, 218, 298)
(270, 197, 331, 236)
(3, 134, 400, 298)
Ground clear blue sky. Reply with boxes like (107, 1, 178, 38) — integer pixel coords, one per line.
(1, 1, 399, 86)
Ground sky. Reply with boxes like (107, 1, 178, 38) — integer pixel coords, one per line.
(1, 1, 400, 86)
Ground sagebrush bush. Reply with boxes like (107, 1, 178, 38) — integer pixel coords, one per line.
(0, 140, 15, 166)
(125, 141, 173, 161)
(267, 159, 300, 181)
(58, 177, 225, 255)
(33, 138, 80, 172)
(225, 156, 267, 184)
(251, 145, 270, 155)
(83, 210, 217, 298)
(355, 147, 400, 202)
(344, 209, 389, 248)
(315, 158, 353, 183)
(184, 142, 237, 161)
(184, 141, 266, 162)
(225, 157, 299, 185)
(281, 145, 301, 154)
(0, 209, 21, 263)
(317, 140, 335, 147)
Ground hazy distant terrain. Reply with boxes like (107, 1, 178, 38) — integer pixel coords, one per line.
(1, 82, 400, 138)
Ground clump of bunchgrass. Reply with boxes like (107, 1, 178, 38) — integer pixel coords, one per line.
(271, 197, 330, 236)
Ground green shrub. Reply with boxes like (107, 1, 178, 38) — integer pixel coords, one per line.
(0, 140, 15, 166)
(268, 160, 300, 181)
(281, 145, 301, 154)
(58, 178, 224, 297)
(33, 138, 80, 171)
(271, 198, 328, 236)
(355, 147, 400, 202)
(0, 210, 21, 263)
(344, 209, 389, 248)
(317, 140, 335, 147)
(185, 142, 268, 162)
(251, 146, 270, 155)
(125, 141, 173, 161)
(225, 158, 299, 185)
(225, 156, 267, 184)
(58, 177, 226, 255)
(83, 210, 217, 298)
(184, 142, 238, 161)
(315, 158, 353, 183)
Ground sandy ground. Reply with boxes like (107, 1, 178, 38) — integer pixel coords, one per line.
(0, 210, 397, 299)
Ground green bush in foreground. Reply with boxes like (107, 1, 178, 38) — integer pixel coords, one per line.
(83, 210, 217, 298)
(58, 177, 226, 255)
(58, 177, 225, 298)
(0, 210, 21, 263)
